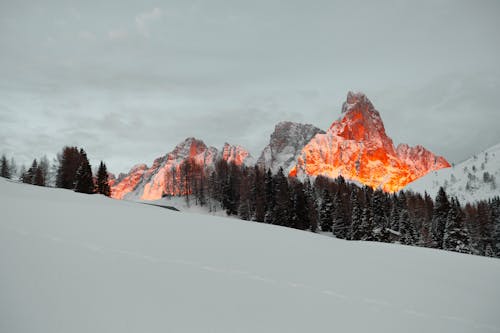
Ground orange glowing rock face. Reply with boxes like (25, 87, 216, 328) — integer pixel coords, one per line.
(291, 92, 451, 192)
(111, 164, 148, 199)
(110, 138, 253, 200)
(221, 143, 252, 166)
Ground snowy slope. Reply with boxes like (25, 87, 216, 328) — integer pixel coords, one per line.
(1, 178, 500, 333)
(405, 143, 500, 203)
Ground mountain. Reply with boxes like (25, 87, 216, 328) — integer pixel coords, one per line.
(257, 121, 324, 174)
(111, 138, 253, 200)
(405, 143, 500, 203)
(290, 92, 450, 192)
(221, 142, 255, 166)
(2, 177, 499, 332)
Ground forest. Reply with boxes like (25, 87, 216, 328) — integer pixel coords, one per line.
(1, 147, 499, 258)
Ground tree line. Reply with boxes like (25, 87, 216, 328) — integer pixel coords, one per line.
(169, 158, 500, 258)
(0, 147, 111, 196)
(2, 149, 499, 258)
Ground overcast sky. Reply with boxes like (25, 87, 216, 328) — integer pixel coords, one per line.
(1, 0, 499, 174)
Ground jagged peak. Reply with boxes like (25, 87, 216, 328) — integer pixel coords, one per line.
(341, 91, 377, 115)
(129, 163, 148, 173)
(221, 142, 253, 166)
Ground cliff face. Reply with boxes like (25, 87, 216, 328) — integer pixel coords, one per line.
(111, 138, 252, 200)
(257, 121, 324, 174)
(291, 92, 450, 192)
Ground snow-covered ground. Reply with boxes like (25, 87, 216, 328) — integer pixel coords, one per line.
(1, 178, 500, 333)
(405, 143, 500, 203)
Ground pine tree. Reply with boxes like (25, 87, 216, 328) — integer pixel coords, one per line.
(359, 207, 374, 241)
(74, 149, 94, 194)
(24, 159, 38, 184)
(0, 154, 10, 179)
(432, 187, 450, 248)
(56, 146, 83, 189)
(33, 165, 45, 186)
(399, 209, 416, 245)
(372, 190, 389, 242)
(290, 180, 309, 230)
(96, 161, 111, 196)
(304, 178, 318, 232)
(350, 192, 363, 240)
(443, 200, 470, 254)
(389, 205, 400, 233)
(492, 198, 500, 257)
(272, 167, 291, 227)
(332, 193, 348, 239)
(319, 189, 334, 232)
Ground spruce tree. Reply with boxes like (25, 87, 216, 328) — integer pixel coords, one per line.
(96, 161, 111, 196)
(443, 200, 470, 254)
(74, 149, 94, 194)
(319, 189, 334, 232)
(350, 193, 363, 240)
(272, 167, 291, 227)
(0, 154, 10, 179)
(33, 166, 45, 186)
(432, 187, 450, 248)
(399, 209, 416, 245)
(372, 190, 390, 242)
(359, 207, 374, 241)
(332, 193, 348, 239)
(56, 146, 83, 189)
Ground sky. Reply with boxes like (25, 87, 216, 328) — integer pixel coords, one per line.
(1, 0, 499, 174)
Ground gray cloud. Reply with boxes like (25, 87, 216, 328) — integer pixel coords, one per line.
(1, 0, 499, 174)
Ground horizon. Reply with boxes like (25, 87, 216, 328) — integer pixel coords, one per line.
(1, 0, 500, 174)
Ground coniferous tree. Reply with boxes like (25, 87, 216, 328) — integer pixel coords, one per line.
(252, 166, 266, 222)
(264, 169, 275, 223)
(290, 179, 309, 230)
(399, 209, 416, 245)
(74, 149, 94, 194)
(443, 199, 470, 253)
(96, 161, 111, 196)
(359, 207, 374, 241)
(372, 190, 390, 242)
(432, 187, 450, 248)
(350, 192, 363, 240)
(319, 189, 333, 232)
(56, 146, 83, 189)
(272, 167, 291, 226)
(24, 159, 38, 184)
(304, 178, 318, 232)
(492, 197, 500, 257)
(389, 205, 401, 233)
(0, 154, 10, 179)
(332, 193, 348, 239)
(33, 165, 45, 186)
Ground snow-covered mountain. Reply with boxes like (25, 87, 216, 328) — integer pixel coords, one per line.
(291, 92, 450, 192)
(111, 138, 253, 200)
(405, 143, 500, 203)
(257, 121, 324, 174)
(2, 178, 500, 332)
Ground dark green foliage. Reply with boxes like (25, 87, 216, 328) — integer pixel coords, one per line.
(56, 146, 84, 189)
(432, 187, 450, 248)
(333, 193, 348, 239)
(74, 149, 94, 194)
(96, 161, 111, 196)
(443, 199, 470, 254)
(319, 189, 334, 232)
